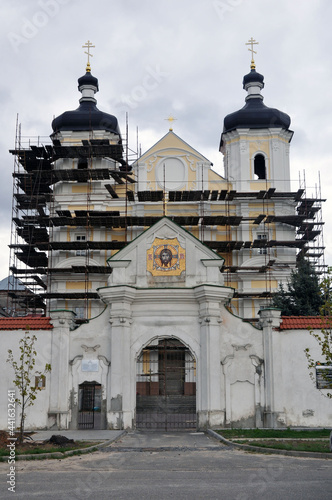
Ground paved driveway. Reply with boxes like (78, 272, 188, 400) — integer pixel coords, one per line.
(1, 431, 331, 499)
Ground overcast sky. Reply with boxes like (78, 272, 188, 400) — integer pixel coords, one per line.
(1, 0, 332, 280)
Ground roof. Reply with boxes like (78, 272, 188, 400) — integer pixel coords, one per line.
(0, 316, 53, 331)
(221, 68, 291, 139)
(134, 130, 212, 166)
(52, 102, 121, 135)
(223, 99, 291, 134)
(279, 316, 331, 330)
(51, 71, 120, 136)
(0, 276, 26, 291)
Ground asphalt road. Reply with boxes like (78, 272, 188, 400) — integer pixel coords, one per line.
(1, 431, 331, 499)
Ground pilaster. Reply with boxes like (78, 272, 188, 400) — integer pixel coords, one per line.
(48, 310, 76, 429)
(100, 286, 136, 429)
(258, 307, 282, 427)
(194, 285, 233, 428)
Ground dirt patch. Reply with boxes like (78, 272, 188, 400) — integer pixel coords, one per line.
(0, 431, 10, 448)
(0, 430, 99, 456)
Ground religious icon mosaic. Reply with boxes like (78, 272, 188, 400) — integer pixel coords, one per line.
(147, 237, 185, 276)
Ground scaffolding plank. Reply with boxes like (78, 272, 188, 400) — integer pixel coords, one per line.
(253, 214, 266, 225)
(126, 190, 135, 202)
(105, 184, 119, 198)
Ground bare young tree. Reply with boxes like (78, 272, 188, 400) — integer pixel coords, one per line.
(7, 331, 51, 443)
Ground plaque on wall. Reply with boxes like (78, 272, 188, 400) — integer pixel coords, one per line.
(316, 365, 332, 389)
(81, 359, 99, 372)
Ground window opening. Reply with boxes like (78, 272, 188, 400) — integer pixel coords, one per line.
(254, 154, 266, 180)
(76, 234, 86, 256)
(74, 306, 85, 319)
(257, 233, 267, 255)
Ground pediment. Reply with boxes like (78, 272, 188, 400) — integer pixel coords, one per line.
(136, 130, 212, 165)
(133, 131, 214, 193)
(107, 217, 225, 287)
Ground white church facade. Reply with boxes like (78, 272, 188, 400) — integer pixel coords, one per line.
(1, 255, 331, 430)
(1, 55, 330, 431)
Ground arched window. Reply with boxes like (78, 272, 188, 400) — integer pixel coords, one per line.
(254, 154, 266, 180)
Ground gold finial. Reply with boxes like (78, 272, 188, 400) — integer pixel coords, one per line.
(82, 40, 95, 72)
(165, 114, 177, 131)
(245, 37, 259, 70)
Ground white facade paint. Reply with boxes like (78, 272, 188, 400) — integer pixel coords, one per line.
(1, 218, 331, 430)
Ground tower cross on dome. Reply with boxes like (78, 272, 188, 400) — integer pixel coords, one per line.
(82, 40, 95, 72)
(245, 37, 259, 70)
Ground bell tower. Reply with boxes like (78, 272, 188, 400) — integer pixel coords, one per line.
(220, 39, 293, 192)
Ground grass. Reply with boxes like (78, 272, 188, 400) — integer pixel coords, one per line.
(232, 439, 330, 453)
(0, 441, 102, 457)
(217, 428, 331, 439)
(216, 428, 331, 453)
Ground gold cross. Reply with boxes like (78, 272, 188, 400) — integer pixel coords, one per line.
(82, 40, 95, 72)
(165, 114, 177, 131)
(245, 37, 259, 69)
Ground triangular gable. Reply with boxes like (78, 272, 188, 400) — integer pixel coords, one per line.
(108, 217, 222, 263)
(135, 130, 212, 165)
(133, 131, 218, 193)
(107, 217, 225, 288)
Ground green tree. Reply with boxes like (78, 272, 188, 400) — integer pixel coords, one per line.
(7, 331, 51, 443)
(272, 258, 322, 316)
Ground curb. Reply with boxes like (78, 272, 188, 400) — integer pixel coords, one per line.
(207, 429, 332, 459)
(0, 431, 126, 462)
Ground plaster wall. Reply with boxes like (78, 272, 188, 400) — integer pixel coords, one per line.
(0, 330, 52, 430)
(272, 328, 332, 427)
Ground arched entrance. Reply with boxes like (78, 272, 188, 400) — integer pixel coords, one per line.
(136, 338, 196, 430)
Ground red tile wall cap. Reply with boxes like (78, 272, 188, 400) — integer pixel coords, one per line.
(279, 316, 332, 330)
(0, 316, 53, 330)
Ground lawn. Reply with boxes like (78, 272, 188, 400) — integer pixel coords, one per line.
(217, 428, 331, 439)
(217, 429, 331, 453)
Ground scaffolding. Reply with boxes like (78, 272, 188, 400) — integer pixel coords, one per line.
(7, 126, 327, 320)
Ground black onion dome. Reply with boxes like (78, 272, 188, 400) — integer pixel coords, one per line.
(78, 71, 99, 91)
(51, 102, 121, 134)
(223, 100, 291, 132)
(242, 69, 264, 88)
(223, 68, 291, 133)
(51, 71, 120, 136)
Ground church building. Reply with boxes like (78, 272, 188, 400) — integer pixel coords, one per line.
(1, 45, 330, 431)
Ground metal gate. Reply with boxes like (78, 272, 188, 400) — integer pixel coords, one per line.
(78, 382, 102, 429)
(136, 338, 196, 430)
